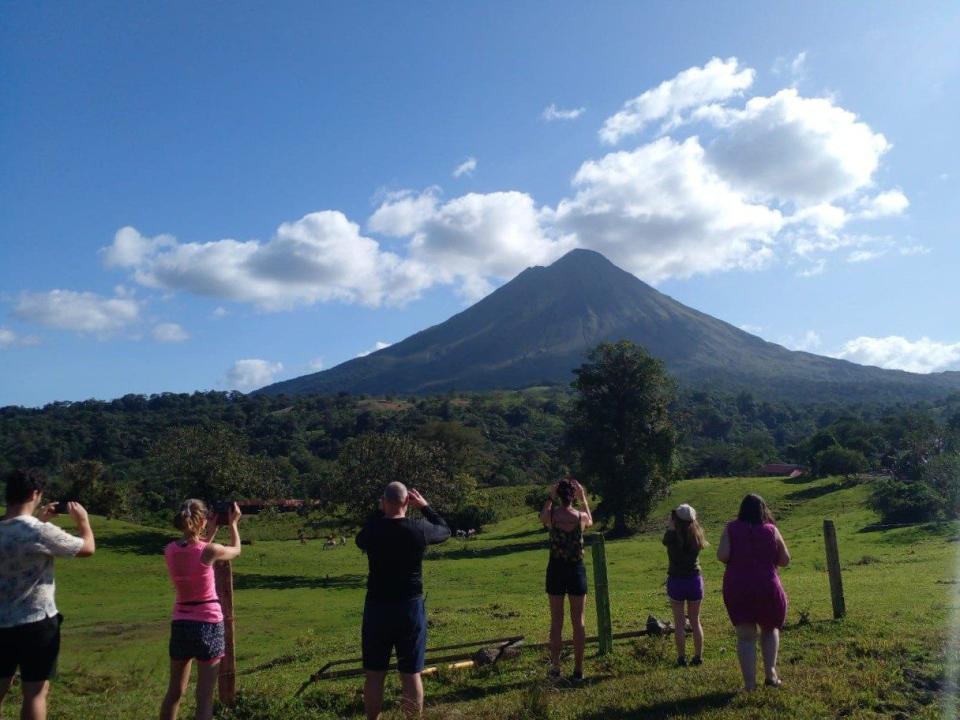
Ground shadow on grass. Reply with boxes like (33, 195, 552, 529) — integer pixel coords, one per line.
(432, 539, 547, 560)
(785, 478, 858, 501)
(856, 521, 957, 545)
(577, 690, 737, 719)
(95, 528, 173, 556)
(233, 572, 365, 591)
(490, 527, 546, 541)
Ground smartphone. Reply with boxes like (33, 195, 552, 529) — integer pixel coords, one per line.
(53, 501, 70, 514)
(213, 500, 233, 524)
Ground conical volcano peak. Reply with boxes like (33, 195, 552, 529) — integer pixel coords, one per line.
(258, 252, 960, 402)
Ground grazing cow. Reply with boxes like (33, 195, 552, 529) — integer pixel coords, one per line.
(467, 529, 477, 538)
(323, 539, 336, 550)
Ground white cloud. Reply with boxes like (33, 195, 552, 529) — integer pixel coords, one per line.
(739, 324, 764, 335)
(835, 336, 960, 373)
(99, 58, 911, 308)
(0, 327, 40, 349)
(899, 244, 930, 256)
(702, 89, 891, 205)
(371, 189, 574, 296)
(781, 330, 822, 352)
(772, 51, 807, 85)
(151, 322, 189, 343)
(357, 340, 392, 358)
(846, 248, 887, 263)
(857, 189, 909, 219)
(542, 104, 585, 121)
(308, 357, 325, 371)
(549, 136, 782, 282)
(226, 358, 284, 391)
(101, 227, 176, 268)
(211, 306, 228, 318)
(14, 289, 140, 336)
(452, 157, 477, 178)
(599, 57, 754, 144)
(104, 213, 433, 311)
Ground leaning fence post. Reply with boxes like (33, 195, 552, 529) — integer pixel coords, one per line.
(591, 535, 613, 655)
(822, 519, 846, 619)
(215, 560, 237, 705)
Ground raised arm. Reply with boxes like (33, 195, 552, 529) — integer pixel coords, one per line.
(540, 484, 558, 528)
(774, 527, 791, 567)
(70, 503, 96, 557)
(203, 503, 242, 564)
(716, 526, 731, 564)
(408, 489, 451, 544)
(573, 480, 593, 529)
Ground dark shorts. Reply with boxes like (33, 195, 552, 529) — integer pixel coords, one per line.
(546, 560, 588, 597)
(169, 621, 226, 663)
(362, 596, 427, 674)
(667, 574, 704, 602)
(0, 614, 62, 683)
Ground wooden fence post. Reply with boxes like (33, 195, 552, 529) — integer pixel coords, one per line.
(591, 535, 613, 655)
(822, 520, 846, 619)
(214, 560, 237, 705)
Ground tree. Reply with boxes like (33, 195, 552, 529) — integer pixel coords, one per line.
(334, 433, 474, 525)
(59, 459, 130, 519)
(814, 446, 868, 478)
(149, 424, 280, 505)
(563, 341, 677, 535)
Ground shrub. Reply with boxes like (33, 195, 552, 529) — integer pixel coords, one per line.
(868, 477, 944, 524)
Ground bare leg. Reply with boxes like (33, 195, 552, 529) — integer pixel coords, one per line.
(0, 676, 12, 714)
(20, 680, 50, 720)
(363, 670, 387, 720)
(160, 659, 192, 720)
(760, 628, 780, 683)
(193, 661, 220, 720)
(734, 624, 758, 691)
(670, 599, 686, 660)
(548, 594, 565, 671)
(568, 595, 586, 675)
(688, 600, 703, 659)
(398, 673, 423, 718)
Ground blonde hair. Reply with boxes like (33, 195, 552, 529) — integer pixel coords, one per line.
(174, 499, 208, 538)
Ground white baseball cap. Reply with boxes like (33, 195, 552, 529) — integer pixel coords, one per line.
(675, 504, 697, 522)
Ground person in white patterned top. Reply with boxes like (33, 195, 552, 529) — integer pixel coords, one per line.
(0, 468, 95, 720)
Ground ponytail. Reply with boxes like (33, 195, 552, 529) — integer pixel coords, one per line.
(173, 498, 208, 538)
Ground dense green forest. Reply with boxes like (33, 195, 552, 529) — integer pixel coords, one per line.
(2, 384, 958, 527)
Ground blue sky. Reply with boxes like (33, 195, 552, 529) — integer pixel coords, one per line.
(1, 1, 958, 406)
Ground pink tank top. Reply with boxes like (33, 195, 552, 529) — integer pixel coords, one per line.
(164, 541, 223, 623)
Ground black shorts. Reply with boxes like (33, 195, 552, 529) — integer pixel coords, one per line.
(169, 621, 226, 663)
(546, 560, 588, 596)
(0, 614, 62, 683)
(362, 596, 427, 674)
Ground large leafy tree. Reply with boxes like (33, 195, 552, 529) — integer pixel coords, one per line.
(564, 341, 677, 535)
(334, 433, 474, 525)
(149, 424, 281, 506)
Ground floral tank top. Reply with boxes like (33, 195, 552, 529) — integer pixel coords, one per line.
(549, 511, 584, 563)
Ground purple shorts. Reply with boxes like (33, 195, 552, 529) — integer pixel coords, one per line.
(667, 574, 704, 602)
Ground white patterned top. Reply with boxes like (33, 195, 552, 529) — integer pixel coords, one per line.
(0, 515, 84, 628)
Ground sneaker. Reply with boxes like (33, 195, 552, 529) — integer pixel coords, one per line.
(571, 670, 584, 684)
(676, 656, 687, 667)
(690, 656, 702, 666)
(548, 666, 561, 680)
(764, 676, 783, 688)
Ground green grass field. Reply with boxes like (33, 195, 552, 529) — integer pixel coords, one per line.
(3, 475, 958, 719)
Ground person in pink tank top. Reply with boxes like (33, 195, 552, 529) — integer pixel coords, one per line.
(160, 499, 242, 720)
(717, 493, 791, 691)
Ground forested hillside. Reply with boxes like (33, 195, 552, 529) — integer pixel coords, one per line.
(3, 387, 957, 524)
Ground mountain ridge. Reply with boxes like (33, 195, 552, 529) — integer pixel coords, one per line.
(258, 249, 960, 402)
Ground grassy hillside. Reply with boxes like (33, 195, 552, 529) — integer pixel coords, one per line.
(3, 474, 957, 719)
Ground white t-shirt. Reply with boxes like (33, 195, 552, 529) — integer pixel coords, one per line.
(0, 514, 84, 628)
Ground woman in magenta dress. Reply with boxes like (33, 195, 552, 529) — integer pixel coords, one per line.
(717, 494, 791, 690)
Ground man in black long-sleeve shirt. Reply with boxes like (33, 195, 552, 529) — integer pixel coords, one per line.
(355, 482, 450, 719)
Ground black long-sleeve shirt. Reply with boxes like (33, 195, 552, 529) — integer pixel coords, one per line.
(355, 506, 451, 602)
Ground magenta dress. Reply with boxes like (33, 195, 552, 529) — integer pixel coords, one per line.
(721, 520, 788, 631)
